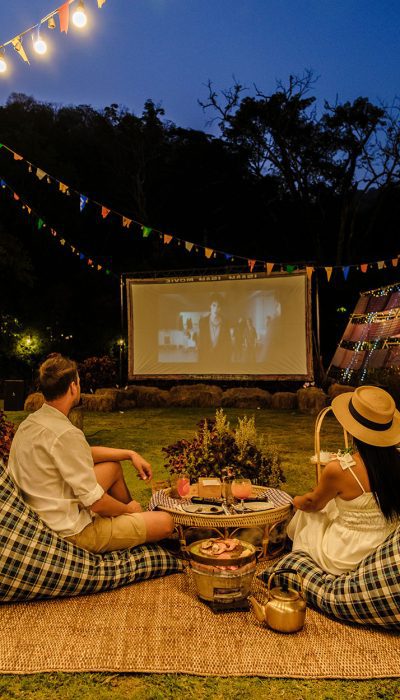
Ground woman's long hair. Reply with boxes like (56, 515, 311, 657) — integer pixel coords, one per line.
(354, 438, 400, 522)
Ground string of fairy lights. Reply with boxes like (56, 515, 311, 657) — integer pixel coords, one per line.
(0, 1, 107, 74)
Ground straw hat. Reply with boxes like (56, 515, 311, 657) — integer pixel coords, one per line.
(331, 385, 400, 447)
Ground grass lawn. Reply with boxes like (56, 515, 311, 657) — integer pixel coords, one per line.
(2, 407, 399, 700)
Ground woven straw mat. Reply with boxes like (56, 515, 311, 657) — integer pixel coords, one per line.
(1, 565, 399, 678)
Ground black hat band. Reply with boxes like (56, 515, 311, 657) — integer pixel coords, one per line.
(349, 398, 393, 432)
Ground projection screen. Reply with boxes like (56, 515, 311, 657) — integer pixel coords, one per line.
(126, 272, 312, 380)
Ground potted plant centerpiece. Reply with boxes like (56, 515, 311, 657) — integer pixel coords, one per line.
(162, 408, 285, 489)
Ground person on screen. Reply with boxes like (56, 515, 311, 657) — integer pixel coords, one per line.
(7, 354, 174, 554)
(198, 296, 232, 365)
(243, 318, 257, 363)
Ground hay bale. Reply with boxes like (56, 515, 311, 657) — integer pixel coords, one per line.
(68, 406, 84, 430)
(81, 393, 116, 412)
(270, 392, 297, 410)
(169, 384, 223, 407)
(297, 387, 328, 415)
(221, 388, 271, 408)
(24, 392, 45, 412)
(121, 386, 170, 407)
(327, 383, 356, 400)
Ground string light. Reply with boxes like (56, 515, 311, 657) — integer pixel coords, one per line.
(72, 1, 88, 28)
(32, 29, 47, 55)
(0, 49, 6, 73)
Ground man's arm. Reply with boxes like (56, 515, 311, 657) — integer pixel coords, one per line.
(293, 461, 341, 512)
(90, 491, 142, 516)
(91, 446, 152, 480)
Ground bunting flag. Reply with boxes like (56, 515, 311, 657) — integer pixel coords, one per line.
(1, 140, 398, 281)
(306, 266, 314, 280)
(266, 262, 274, 275)
(13, 192, 19, 201)
(11, 37, 30, 64)
(58, 2, 70, 33)
(37, 218, 44, 230)
(98, 0, 107, 6)
(79, 194, 88, 211)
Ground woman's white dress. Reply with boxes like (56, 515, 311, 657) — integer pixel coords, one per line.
(287, 455, 397, 575)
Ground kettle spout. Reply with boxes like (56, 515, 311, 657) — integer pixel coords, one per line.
(248, 595, 267, 623)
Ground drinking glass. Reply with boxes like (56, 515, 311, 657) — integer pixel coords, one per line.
(172, 473, 191, 499)
(231, 478, 252, 512)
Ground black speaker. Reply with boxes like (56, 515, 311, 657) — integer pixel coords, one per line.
(4, 380, 25, 411)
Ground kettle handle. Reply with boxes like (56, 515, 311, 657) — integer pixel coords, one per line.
(266, 568, 304, 599)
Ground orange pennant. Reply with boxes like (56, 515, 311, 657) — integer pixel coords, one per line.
(122, 216, 132, 228)
(265, 262, 274, 275)
(58, 2, 70, 33)
(248, 259, 256, 272)
(163, 234, 173, 244)
(360, 263, 368, 273)
(306, 266, 314, 280)
(325, 267, 332, 282)
(13, 193, 19, 201)
(185, 241, 194, 252)
(392, 258, 399, 267)
(101, 207, 110, 219)
(205, 247, 213, 258)
(13, 152, 23, 161)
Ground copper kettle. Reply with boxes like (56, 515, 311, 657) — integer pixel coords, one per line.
(249, 568, 306, 633)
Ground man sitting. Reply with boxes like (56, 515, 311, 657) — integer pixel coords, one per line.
(7, 354, 174, 553)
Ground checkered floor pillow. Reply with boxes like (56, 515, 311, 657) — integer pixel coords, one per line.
(0, 462, 183, 603)
(259, 526, 400, 629)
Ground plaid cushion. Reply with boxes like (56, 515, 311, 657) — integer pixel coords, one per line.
(259, 526, 400, 629)
(0, 463, 183, 603)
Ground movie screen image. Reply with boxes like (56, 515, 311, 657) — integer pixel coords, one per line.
(126, 273, 310, 378)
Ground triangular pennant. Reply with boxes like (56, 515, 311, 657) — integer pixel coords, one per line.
(101, 206, 110, 219)
(163, 234, 173, 245)
(343, 266, 350, 280)
(286, 265, 296, 274)
(142, 226, 152, 238)
(97, 264, 102, 271)
(392, 258, 399, 268)
(305, 266, 314, 280)
(248, 259, 256, 272)
(360, 263, 368, 273)
(266, 262, 274, 275)
(51, 228, 57, 237)
(71, 245, 75, 251)
(88, 259, 93, 266)
(204, 247, 213, 259)
(13, 152, 23, 161)
(37, 218, 44, 230)
(377, 261, 385, 270)
(79, 253, 85, 260)
(60, 239, 66, 246)
(185, 241, 194, 252)
(25, 206, 31, 215)
(13, 193, 20, 201)
(36, 168, 46, 180)
(325, 267, 332, 282)
(58, 2, 70, 33)
(28, 164, 32, 173)
(0, 179, 6, 187)
(98, 0, 107, 6)
(122, 216, 132, 228)
(11, 37, 30, 64)
(80, 194, 88, 212)
(59, 182, 69, 194)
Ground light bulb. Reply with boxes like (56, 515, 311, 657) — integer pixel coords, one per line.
(0, 48, 6, 73)
(33, 37, 47, 55)
(72, 1, 87, 28)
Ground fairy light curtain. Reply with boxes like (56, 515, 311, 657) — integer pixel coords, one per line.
(328, 283, 400, 385)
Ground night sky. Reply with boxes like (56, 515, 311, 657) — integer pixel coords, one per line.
(0, 0, 399, 131)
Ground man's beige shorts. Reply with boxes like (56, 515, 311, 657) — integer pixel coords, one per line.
(65, 513, 147, 553)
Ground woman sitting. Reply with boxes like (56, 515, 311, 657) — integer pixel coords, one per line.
(287, 385, 400, 575)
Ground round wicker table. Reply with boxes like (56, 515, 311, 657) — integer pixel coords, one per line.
(153, 485, 293, 560)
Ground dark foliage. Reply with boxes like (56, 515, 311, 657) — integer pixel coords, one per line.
(0, 411, 15, 465)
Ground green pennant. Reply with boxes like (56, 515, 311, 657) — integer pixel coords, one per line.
(37, 218, 44, 230)
(285, 264, 296, 274)
(0, 144, 3, 148)
(142, 226, 152, 238)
